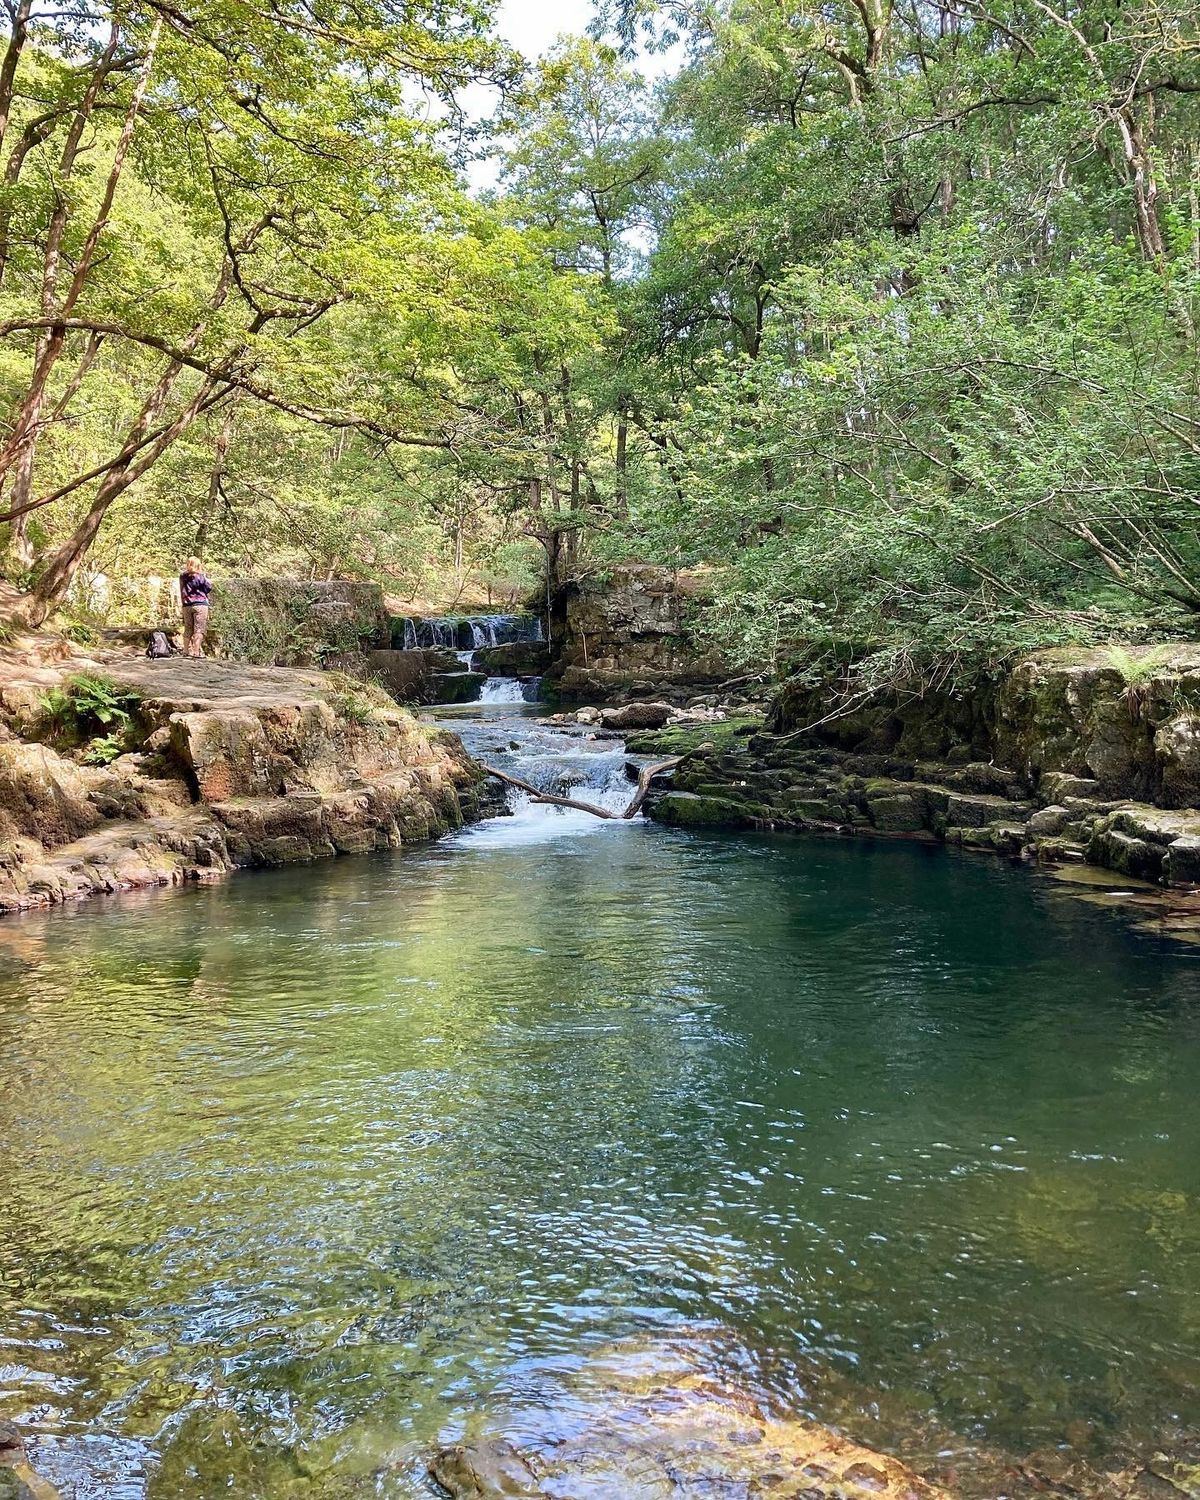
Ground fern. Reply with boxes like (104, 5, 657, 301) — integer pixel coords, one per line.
(1105, 645, 1175, 722)
(38, 674, 143, 759)
(1105, 644, 1173, 686)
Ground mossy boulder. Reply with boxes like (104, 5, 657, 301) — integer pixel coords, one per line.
(650, 791, 760, 829)
(624, 717, 762, 756)
(430, 671, 486, 704)
(474, 641, 550, 676)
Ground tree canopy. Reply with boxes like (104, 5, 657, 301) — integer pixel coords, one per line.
(2, 0, 1199, 682)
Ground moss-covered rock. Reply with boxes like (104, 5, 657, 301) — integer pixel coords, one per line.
(624, 716, 763, 756)
(650, 791, 761, 828)
(430, 671, 486, 704)
(474, 641, 551, 676)
(864, 784, 927, 833)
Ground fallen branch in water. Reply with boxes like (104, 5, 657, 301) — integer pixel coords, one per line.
(484, 755, 686, 820)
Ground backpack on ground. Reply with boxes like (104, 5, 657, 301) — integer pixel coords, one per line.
(146, 630, 178, 659)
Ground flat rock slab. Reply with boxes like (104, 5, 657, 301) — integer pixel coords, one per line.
(95, 654, 353, 712)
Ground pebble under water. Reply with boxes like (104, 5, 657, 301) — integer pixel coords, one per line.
(0, 704, 1198, 1497)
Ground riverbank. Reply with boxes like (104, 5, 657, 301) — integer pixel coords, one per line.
(626, 646, 1200, 914)
(0, 638, 499, 913)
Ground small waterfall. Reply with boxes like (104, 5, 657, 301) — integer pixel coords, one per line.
(480, 677, 526, 704)
(393, 612, 544, 653)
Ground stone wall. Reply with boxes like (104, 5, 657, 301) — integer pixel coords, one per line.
(213, 578, 390, 666)
(544, 565, 728, 703)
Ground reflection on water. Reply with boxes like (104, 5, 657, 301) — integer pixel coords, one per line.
(0, 737, 1198, 1495)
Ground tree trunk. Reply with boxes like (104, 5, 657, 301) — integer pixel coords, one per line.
(0, 20, 160, 487)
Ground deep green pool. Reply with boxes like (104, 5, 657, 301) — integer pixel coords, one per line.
(1, 811, 1198, 1496)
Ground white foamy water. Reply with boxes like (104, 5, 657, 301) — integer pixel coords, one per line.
(425, 701, 642, 844)
(480, 676, 526, 704)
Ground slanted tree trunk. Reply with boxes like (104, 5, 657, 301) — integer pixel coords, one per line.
(483, 754, 690, 819)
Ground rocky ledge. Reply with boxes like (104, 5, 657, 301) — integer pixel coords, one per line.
(638, 644, 1200, 894)
(0, 642, 498, 914)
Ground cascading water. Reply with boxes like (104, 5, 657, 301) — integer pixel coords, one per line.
(425, 696, 638, 843)
(393, 613, 544, 651)
(390, 612, 545, 703)
(479, 676, 527, 704)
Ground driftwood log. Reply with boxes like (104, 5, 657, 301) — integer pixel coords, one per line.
(484, 755, 686, 820)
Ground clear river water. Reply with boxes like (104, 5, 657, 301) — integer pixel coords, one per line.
(1, 703, 1198, 1498)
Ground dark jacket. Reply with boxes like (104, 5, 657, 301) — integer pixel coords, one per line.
(180, 571, 212, 608)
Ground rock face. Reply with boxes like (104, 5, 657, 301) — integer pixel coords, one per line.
(994, 646, 1200, 804)
(473, 641, 550, 677)
(639, 731, 1200, 889)
(772, 644, 1200, 808)
(367, 648, 490, 705)
(683, 644, 1200, 887)
(0, 650, 496, 913)
(544, 566, 728, 704)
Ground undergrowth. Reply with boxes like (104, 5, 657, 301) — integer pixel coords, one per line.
(39, 673, 144, 764)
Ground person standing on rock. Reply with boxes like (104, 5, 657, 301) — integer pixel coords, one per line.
(179, 556, 213, 658)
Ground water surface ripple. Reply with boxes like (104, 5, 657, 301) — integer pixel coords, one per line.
(0, 722, 1198, 1495)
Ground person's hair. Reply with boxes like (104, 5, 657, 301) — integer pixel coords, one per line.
(183, 556, 202, 573)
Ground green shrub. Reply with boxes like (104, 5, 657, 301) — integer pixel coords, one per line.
(39, 673, 143, 760)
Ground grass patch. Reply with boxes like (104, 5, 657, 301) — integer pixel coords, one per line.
(328, 689, 381, 727)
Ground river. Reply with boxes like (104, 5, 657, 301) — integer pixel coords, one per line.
(0, 701, 1198, 1497)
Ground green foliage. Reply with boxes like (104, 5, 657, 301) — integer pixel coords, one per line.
(328, 691, 381, 728)
(5, 0, 1200, 690)
(1106, 646, 1175, 688)
(214, 584, 379, 667)
(39, 674, 143, 760)
(61, 618, 100, 647)
(80, 732, 132, 767)
(1106, 645, 1178, 720)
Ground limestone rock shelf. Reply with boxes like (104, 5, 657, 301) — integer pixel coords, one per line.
(0, 648, 497, 914)
(637, 716, 1200, 895)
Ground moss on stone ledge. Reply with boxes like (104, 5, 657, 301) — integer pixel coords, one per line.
(624, 716, 763, 757)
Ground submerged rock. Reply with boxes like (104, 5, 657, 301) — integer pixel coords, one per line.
(430, 1439, 542, 1497)
(0, 1422, 59, 1500)
(427, 1349, 949, 1500)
